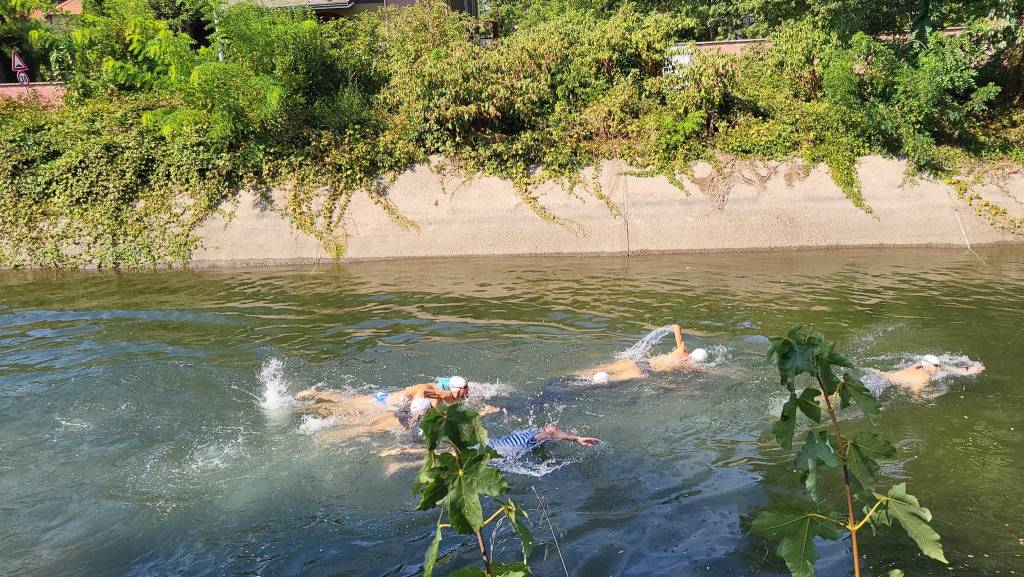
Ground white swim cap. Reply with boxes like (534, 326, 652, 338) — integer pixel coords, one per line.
(690, 348, 709, 363)
(410, 397, 433, 415)
(592, 371, 610, 385)
(921, 355, 941, 367)
(448, 376, 467, 391)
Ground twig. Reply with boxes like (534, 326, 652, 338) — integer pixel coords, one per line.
(532, 486, 569, 577)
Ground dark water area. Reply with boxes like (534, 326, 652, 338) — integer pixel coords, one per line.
(1, 248, 1022, 577)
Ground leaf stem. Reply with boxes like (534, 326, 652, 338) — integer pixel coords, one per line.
(853, 498, 888, 532)
(481, 508, 504, 527)
(818, 375, 862, 577)
(476, 529, 493, 577)
(808, 512, 846, 527)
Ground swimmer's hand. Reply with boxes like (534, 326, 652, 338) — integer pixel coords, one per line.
(575, 436, 600, 447)
(479, 404, 501, 417)
(967, 362, 985, 375)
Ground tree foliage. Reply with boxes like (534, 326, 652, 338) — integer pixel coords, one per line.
(754, 326, 946, 577)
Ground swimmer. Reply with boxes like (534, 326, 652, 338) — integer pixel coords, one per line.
(579, 324, 709, 384)
(871, 355, 985, 393)
(488, 424, 600, 459)
(316, 397, 435, 445)
(295, 376, 475, 417)
(379, 423, 600, 475)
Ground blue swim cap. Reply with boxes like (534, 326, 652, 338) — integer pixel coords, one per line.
(436, 377, 451, 391)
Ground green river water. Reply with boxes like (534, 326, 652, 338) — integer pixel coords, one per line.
(1, 248, 1022, 577)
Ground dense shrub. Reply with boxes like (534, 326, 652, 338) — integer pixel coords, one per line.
(0, 95, 242, 267)
(0, 0, 1021, 267)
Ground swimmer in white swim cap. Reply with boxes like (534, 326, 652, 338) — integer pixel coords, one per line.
(580, 324, 711, 384)
(295, 375, 476, 417)
(870, 354, 985, 394)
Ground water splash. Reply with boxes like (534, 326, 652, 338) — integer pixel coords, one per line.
(298, 414, 336, 435)
(618, 325, 676, 361)
(259, 358, 295, 411)
(703, 344, 730, 368)
(492, 456, 574, 477)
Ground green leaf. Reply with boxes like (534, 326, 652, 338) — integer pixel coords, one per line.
(503, 499, 535, 565)
(796, 431, 841, 469)
(452, 564, 528, 577)
(415, 452, 459, 510)
(492, 563, 529, 577)
(420, 403, 487, 451)
(888, 570, 904, 577)
(837, 372, 880, 425)
(434, 450, 508, 534)
(801, 461, 820, 502)
(772, 394, 799, 450)
(768, 325, 820, 392)
(796, 431, 840, 500)
(874, 483, 947, 564)
(813, 340, 841, 395)
(845, 432, 896, 496)
(751, 509, 841, 577)
(795, 387, 822, 423)
(424, 523, 443, 577)
(462, 451, 509, 497)
(442, 474, 485, 533)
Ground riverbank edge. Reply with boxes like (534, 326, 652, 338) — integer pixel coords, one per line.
(191, 155, 1024, 268)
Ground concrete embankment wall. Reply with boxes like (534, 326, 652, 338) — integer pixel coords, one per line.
(191, 156, 1024, 267)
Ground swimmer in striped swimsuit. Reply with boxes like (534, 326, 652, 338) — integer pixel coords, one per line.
(488, 424, 600, 459)
(378, 423, 600, 474)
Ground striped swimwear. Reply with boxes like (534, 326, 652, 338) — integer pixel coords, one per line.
(488, 428, 544, 459)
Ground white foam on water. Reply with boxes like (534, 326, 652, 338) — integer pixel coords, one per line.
(259, 358, 296, 411)
(55, 416, 94, 430)
(189, 438, 245, 472)
(618, 325, 676, 361)
(702, 344, 730, 368)
(492, 456, 573, 477)
(299, 414, 337, 435)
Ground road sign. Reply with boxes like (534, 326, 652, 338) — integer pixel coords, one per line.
(11, 50, 28, 72)
(17, 71, 30, 87)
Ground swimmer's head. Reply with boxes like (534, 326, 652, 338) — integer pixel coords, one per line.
(920, 354, 941, 367)
(409, 397, 433, 416)
(592, 371, 610, 385)
(448, 376, 468, 398)
(689, 348, 709, 363)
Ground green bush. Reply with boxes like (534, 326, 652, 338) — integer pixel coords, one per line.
(0, 0, 1021, 267)
(0, 95, 242, 267)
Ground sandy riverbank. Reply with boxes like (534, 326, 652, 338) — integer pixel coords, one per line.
(190, 156, 1024, 267)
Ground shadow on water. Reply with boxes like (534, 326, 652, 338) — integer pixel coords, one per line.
(1, 247, 1023, 577)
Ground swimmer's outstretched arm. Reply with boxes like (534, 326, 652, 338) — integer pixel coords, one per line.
(942, 362, 985, 375)
(534, 428, 600, 447)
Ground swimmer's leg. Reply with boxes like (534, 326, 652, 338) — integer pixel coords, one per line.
(379, 447, 427, 458)
(383, 456, 423, 476)
(295, 389, 343, 403)
(315, 414, 396, 445)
